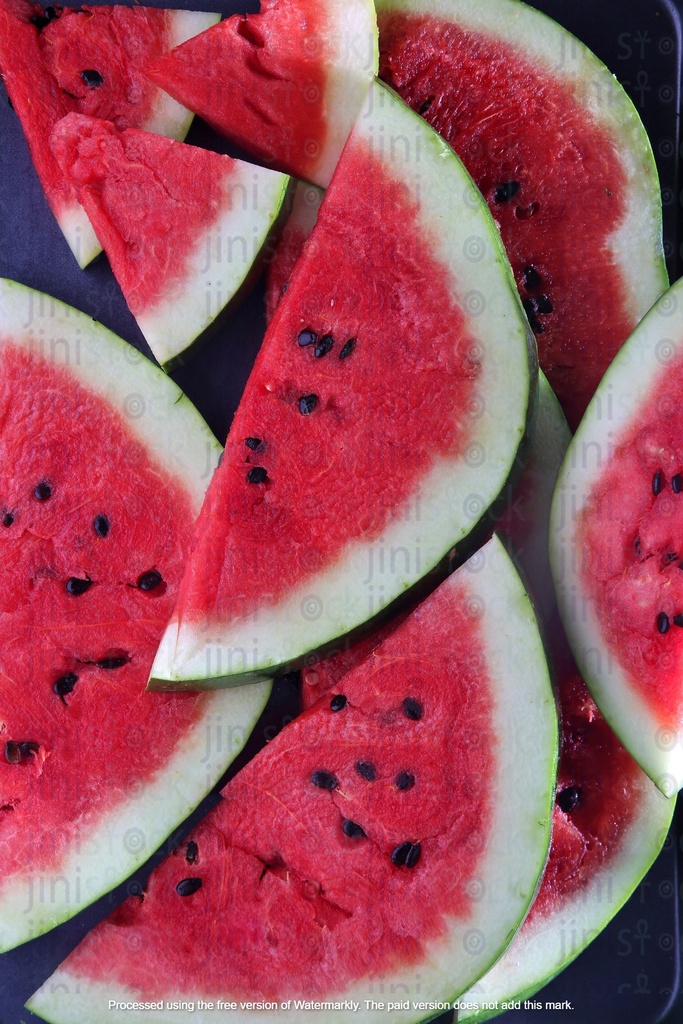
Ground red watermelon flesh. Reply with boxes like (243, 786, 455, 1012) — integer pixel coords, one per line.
(265, 182, 324, 324)
(0, 0, 215, 266)
(377, 8, 666, 430)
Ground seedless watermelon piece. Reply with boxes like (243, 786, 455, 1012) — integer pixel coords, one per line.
(376, 0, 668, 429)
(145, 0, 378, 188)
(0, 279, 271, 953)
(28, 535, 558, 1024)
(551, 274, 683, 794)
(150, 78, 537, 688)
(0, 0, 219, 268)
(51, 113, 289, 368)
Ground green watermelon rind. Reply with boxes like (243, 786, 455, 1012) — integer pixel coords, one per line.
(549, 276, 683, 794)
(0, 278, 273, 952)
(28, 535, 559, 1024)
(149, 77, 539, 690)
(374, 0, 668, 344)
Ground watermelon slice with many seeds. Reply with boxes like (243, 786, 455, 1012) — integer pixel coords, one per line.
(0, 279, 271, 953)
(0, 0, 219, 267)
(376, 0, 668, 429)
(149, 77, 537, 689)
(28, 535, 558, 1024)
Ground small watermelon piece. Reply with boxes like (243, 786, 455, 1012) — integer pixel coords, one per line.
(551, 274, 683, 794)
(0, 0, 219, 267)
(376, 0, 668, 429)
(144, 0, 378, 187)
(28, 535, 558, 1024)
(0, 279, 271, 953)
(51, 112, 289, 368)
(149, 78, 537, 688)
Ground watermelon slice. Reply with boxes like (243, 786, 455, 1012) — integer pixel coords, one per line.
(145, 0, 378, 187)
(265, 180, 324, 323)
(51, 113, 289, 369)
(28, 535, 558, 1024)
(376, 0, 668, 429)
(0, 0, 219, 268)
(149, 77, 537, 689)
(0, 279, 271, 953)
(550, 274, 683, 794)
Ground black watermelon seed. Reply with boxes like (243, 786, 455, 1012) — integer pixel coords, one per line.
(2, 512, 14, 527)
(391, 842, 412, 867)
(395, 771, 415, 791)
(672, 474, 683, 494)
(342, 819, 366, 839)
(45, 6, 58, 19)
(311, 770, 338, 790)
(247, 467, 268, 484)
(185, 840, 198, 864)
(402, 697, 424, 721)
(18, 741, 39, 757)
(418, 95, 434, 115)
(657, 612, 670, 635)
(494, 181, 519, 202)
(54, 672, 78, 699)
(298, 394, 318, 415)
(137, 570, 163, 591)
(339, 338, 356, 360)
(34, 481, 52, 500)
(653, 470, 664, 496)
(314, 334, 334, 358)
(30, 14, 49, 27)
(176, 877, 202, 897)
(330, 694, 347, 712)
(535, 294, 553, 314)
(93, 514, 110, 537)
(355, 760, 376, 781)
(81, 69, 104, 87)
(405, 842, 421, 868)
(297, 329, 317, 347)
(4, 741, 20, 764)
(245, 437, 262, 450)
(557, 786, 581, 813)
(95, 654, 130, 669)
(522, 265, 542, 290)
(664, 552, 678, 565)
(66, 576, 92, 596)
(635, 537, 642, 556)
(673, 614, 683, 628)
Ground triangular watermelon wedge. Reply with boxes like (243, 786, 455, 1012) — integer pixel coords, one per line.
(145, 0, 378, 187)
(28, 535, 558, 1024)
(0, 0, 219, 267)
(149, 78, 537, 689)
(50, 113, 289, 368)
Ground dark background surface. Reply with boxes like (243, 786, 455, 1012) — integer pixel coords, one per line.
(0, 1, 682, 1022)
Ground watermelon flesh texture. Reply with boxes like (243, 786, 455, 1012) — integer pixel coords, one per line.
(28, 536, 558, 1024)
(265, 180, 325, 323)
(0, 279, 271, 953)
(376, 0, 668, 430)
(51, 113, 289, 368)
(0, 0, 218, 268)
(150, 78, 536, 688)
(144, 0, 378, 188)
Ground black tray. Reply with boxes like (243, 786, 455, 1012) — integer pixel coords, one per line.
(0, 1, 681, 1023)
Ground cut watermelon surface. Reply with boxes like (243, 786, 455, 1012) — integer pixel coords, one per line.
(28, 535, 558, 1024)
(376, 0, 668, 429)
(265, 180, 324, 323)
(150, 77, 536, 688)
(145, 0, 378, 187)
(0, 0, 219, 267)
(0, 279, 271, 953)
(51, 113, 289, 368)
(551, 274, 683, 794)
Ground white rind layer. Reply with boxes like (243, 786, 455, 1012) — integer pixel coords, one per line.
(55, 9, 220, 269)
(0, 279, 273, 948)
(374, 0, 668, 330)
(29, 536, 558, 1024)
(150, 77, 537, 688)
(133, 162, 289, 368)
(550, 277, 683, 794)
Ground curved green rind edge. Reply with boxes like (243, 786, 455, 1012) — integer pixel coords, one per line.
(149, 75, 539, 689)
(549, 275, 683, 794)
(29, 535, 558, 1024)
(374, 0, 668, 324)
(0, 279, 273, 950)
